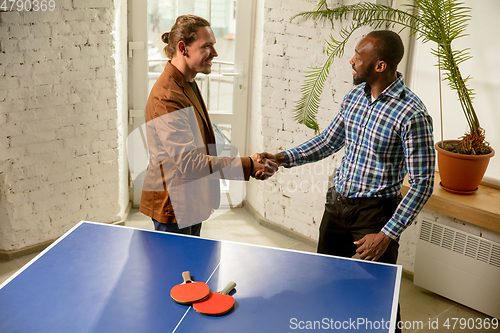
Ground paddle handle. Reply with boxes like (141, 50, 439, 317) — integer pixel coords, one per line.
(220, 282, 236, 295)
(182, 271, 192, 283)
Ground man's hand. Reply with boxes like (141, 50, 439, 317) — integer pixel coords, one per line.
(256, 152, 285, 166)
(250, 153, 278, 180)
(354, 231, 392, 261)
(252, 152, 283, 180)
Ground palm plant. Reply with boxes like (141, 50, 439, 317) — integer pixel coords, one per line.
(291, 0, 491, 155)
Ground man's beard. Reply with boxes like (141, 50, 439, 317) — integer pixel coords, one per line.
(353, 68, 369, 85)
(201, 63, 212, 75)
(352, 62, 375, 85)
(353, 76, 365, 85)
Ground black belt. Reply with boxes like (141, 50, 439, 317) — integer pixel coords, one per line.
(336, 193, 400, 205)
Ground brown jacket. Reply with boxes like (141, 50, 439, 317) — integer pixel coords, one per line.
(139, 62, 251, 225)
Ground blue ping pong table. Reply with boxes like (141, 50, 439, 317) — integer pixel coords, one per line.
(0, 221, 402, 332)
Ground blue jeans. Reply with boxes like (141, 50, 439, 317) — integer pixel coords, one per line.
(152, 219, 202, 236)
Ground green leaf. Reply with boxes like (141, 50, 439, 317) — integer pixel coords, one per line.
(290, 0, 479, 137)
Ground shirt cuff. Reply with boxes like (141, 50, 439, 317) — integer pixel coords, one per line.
(381, 218, 405, 240)
(280, 149, 299, 168)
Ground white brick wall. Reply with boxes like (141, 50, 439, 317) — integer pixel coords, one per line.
(0, 2, 127, 251)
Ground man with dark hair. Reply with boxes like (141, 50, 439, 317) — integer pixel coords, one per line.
(258, 30, 435, 331)
(366, 30, 405, 72)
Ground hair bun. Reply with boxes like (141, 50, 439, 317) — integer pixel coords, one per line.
(161, 32, 170, 44)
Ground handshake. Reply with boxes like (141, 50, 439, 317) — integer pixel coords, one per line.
(249, 152, 282, 181)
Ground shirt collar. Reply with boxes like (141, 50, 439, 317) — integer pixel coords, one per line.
(363, 72, 406, 102)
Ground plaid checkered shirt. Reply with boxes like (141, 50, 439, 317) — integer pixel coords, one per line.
(281, 73, 435, 239)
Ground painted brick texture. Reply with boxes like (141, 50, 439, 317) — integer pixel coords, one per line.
(0, 2, 121, 251)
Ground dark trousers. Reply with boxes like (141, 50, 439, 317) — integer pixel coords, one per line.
(317, 187, 402, 332)
(152, 219, 202, 236)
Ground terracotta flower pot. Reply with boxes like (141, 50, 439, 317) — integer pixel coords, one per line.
(435, 140, 495, 194)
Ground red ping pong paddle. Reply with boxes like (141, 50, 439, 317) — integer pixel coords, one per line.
(170, 271, 210, 304)
(193, 282, 236, 316)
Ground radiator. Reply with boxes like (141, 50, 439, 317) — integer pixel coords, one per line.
(414, 219, 500, 318)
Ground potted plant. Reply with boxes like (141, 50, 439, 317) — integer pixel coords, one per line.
(291, 0, 494, 194)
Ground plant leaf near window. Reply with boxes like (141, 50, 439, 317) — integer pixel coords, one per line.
(291, 0, 492, 155)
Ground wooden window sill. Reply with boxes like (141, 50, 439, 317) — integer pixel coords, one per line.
(401, 172, 500, 233)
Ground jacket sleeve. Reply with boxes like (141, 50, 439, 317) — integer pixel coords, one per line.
(150, 100, 250, 182)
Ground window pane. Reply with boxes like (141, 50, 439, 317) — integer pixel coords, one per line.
(147, 0, 237, 110)
(213, 123, 232, 193)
